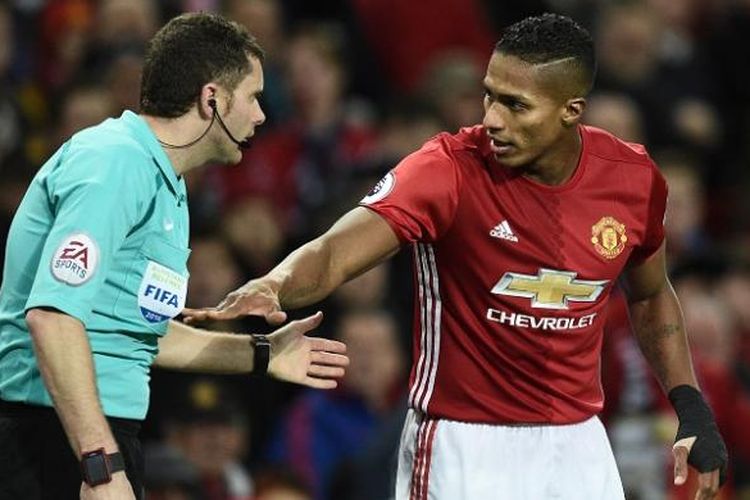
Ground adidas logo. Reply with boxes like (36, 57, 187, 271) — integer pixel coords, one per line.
(490, 220, 518, 242)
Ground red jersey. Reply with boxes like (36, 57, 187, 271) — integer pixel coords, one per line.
(361, 125, 667, 424)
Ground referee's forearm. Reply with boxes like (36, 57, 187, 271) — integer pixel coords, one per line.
(155, 320, 253, 373)
(25, 308, 118, 458)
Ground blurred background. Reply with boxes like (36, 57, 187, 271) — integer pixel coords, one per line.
(0, 0, 749, 499)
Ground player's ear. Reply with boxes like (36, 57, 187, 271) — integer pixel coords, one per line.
(562, 97, 586, 127)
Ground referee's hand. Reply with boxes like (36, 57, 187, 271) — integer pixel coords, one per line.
(80, 472, 135, 499)
(267, 311, 349, 389)
(182, 279, 287, 325)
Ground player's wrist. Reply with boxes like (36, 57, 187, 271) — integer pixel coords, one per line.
(261, 275, 285, 296)
(668, 384, 728, 482)
(668, 385, 713, 428)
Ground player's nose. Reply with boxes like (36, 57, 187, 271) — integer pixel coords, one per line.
(483, 104, 506, 132)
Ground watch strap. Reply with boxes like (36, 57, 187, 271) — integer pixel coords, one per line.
(108, 452, 125, 472)
(251, 334, 271, 376)
(80, 448, 125, 486)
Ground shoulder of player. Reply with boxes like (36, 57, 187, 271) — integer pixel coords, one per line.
(407, 125, 483, 167)
(582, 125, 656, 171)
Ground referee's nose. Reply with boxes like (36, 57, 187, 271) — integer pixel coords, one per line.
(251, 100, 266, 128)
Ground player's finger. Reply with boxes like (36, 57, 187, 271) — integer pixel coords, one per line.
(198, 297, 248, 321)
(266, 310, 288, 325)
(309, 338, 348, 354)
(673, 445, 690, 485)
(308, 364, 346, 379)
(181, 307, 214, 323)
(310, 351, 349, 367)
(288, 311, 324, 333)
(182, 304, 235, 323)
(694, 470, 720, 500)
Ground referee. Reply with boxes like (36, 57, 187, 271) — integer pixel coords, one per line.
(0, 13, 347, 500)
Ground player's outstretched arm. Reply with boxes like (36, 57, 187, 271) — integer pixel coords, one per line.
(156, 313, 348, 389)
(623, 242, 728, 500)
(182, 207, 401, 324)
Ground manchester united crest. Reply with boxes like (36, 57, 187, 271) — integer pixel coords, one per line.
(591, 216, 627, 259)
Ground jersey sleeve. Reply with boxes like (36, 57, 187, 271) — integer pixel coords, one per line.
(359, 143, 461, 243)
(628, 162, 668, 266)
(25, 142, 150, 325)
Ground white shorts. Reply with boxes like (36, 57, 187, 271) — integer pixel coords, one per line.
(395, 409, 625, 500)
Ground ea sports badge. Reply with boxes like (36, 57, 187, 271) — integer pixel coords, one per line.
(50, 233, 99, 285)
(361, 172, 395, 205)
(138, 261, 187, 323)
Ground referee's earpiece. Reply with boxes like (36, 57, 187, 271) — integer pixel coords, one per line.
(208, 97, 217, 110)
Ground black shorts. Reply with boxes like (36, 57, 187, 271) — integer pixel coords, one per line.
(0, 399, 144, 500)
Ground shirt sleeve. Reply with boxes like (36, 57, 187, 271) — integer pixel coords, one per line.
(25, 142, 150, 325)
(359, 143, 461, 243)
(628, 162, 668, 266)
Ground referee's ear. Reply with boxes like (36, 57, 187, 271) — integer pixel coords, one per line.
(199, 84, 220, 118)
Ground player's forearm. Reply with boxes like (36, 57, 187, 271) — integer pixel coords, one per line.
(266, 208, 401, 309)
(628, 285, 698, 391)
(155, 320, 253, 373)
(266, 236, 346, 309)
(25, 308, 118, 458)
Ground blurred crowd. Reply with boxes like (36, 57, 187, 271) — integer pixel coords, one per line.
(0, 0, 749, 499)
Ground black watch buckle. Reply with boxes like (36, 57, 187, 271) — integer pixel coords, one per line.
(80, 448, 125, 486)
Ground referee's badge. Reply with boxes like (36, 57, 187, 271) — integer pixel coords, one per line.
(50, 233, 99, 286)
(137, 261, 187, 323)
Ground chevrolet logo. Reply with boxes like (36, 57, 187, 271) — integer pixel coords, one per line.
(491, 268, 608, 310)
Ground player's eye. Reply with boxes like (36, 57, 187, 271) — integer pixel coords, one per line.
(506, 100, 527, 112)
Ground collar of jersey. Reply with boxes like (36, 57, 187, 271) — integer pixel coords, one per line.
(121, 110, 184, 198)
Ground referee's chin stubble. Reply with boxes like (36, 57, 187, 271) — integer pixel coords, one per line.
(217, 139, 243, 165)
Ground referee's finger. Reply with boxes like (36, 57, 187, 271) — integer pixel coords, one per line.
(310, 351, 349, 367)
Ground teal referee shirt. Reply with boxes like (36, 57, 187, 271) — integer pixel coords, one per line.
(0, 111, 190, 419)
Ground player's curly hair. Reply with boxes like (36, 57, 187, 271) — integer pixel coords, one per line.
(495, 13, 596, 95)
(140, 12, 265, 118)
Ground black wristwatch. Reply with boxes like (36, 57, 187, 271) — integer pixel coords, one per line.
(80, 448, 125, 486)
(251, 334, 271, 376)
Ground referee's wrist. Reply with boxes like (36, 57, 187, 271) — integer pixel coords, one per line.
(76, 438, 119, 459)
(250, 334, 271, 376)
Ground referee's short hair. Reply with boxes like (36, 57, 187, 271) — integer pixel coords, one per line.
(140, 12, 265, 118)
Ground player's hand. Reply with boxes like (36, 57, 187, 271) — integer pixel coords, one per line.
(669, 385, 728, 500)
(673, 436, 723, 500)
(80, 472, 136, 499)
(182, 279, 287, 325)
(267, 311, 348, 389)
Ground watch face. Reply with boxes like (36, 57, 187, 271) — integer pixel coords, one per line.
(81, 451, 111, 486)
